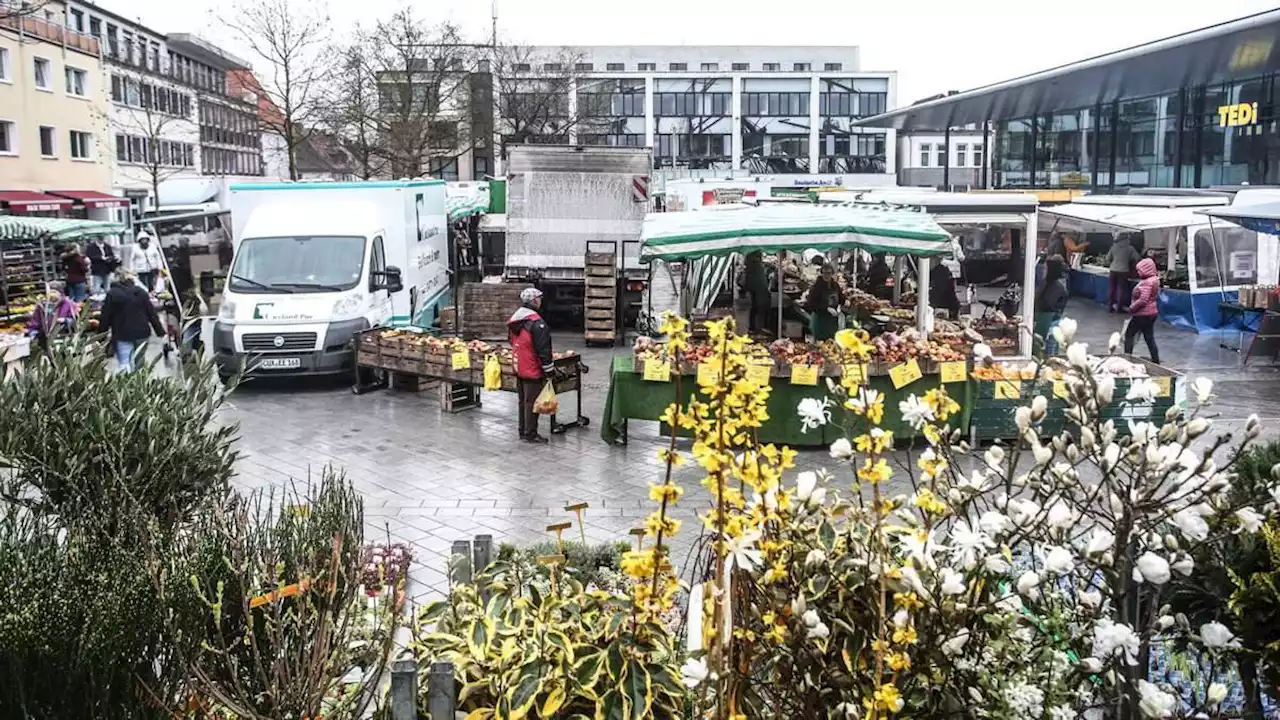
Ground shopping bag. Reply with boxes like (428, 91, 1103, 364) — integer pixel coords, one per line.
(534, 380, 559, 415)
(483, 354, 502, 391)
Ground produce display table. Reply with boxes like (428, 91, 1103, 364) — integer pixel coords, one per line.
(1, 335, 30, 379)
(601, 356, 975, 446)
(353, 328, 590, 434)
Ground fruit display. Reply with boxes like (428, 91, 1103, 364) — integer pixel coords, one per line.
(770, 339, 826, 367)
(973, 362, 1063, 381)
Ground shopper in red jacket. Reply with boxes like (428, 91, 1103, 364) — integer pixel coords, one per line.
(507, 287, 556, 443)
(1123, 258, 1161, 364)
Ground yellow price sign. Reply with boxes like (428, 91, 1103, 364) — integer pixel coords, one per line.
(790, 364, 819, 386)
(1153, 376, 1171, 397)
(994, 380, 1022, 400)
(745, 363, 772, 386)
(889, 358, 923, 390)
(642, 360, 671, 382)
(939, 361, 967, 384)
(697, 362, 722, 386)
(842, 363, 868, 384)
(1053, 381, 1069, 400)
(451, 349, 471, 370)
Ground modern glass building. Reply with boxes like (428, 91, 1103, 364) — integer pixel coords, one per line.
(855, 9, 1280, 191)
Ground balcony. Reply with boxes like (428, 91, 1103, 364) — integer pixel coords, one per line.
(0, 14, 100, 57)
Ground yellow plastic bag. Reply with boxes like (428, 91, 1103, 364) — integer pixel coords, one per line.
(534, 380, 559, 415)
(483, 354, 502, 391)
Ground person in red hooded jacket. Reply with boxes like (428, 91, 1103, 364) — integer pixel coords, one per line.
(1123, 258, 1161, 364)
(508, 287, 556, 443)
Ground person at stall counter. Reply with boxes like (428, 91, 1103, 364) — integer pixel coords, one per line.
(805, 262, 841, 341)
(61, 244, 90, 302)
(1123, 258, 1161, 364)
(508, 287, 556, 444)
(26, 282, 78, 347)
(863, 253, 893, 300)
(929, 262, 962, 319)
(85, 235, 119, 296)
(130, 233, 165, 294)
(743, 251, 771, 333)
(1035, 256, 1070, 356)
(1106, 234, 1140, 313)
(100, 270, 165, 373)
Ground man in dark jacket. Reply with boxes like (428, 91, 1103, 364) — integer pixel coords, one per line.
(1034, 256, 1070, 356)
(85, 236, 118, 296)
(864, 254, 892, 299)
(100, 270, 165, 373)
(507, 287, 556, 443)
(929, 262, 961, 318)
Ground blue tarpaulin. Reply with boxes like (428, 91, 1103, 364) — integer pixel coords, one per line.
(1068, 269, 1242, 333)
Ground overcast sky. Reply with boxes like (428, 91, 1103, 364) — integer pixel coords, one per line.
(99, 0, 1280, 106)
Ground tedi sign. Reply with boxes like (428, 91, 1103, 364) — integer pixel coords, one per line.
(1218, 102, 1260, 128)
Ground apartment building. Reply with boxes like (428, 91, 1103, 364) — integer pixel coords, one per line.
(62, 2, 263, 209)
(0, 1, 119, 215)
(897, 128, 986, 190)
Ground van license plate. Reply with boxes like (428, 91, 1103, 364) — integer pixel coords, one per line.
(258, 357, 301, 370)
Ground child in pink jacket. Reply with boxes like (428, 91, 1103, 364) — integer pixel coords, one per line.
(1123, 258, 1160, 363)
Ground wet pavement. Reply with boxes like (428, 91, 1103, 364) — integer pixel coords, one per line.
(221, 293, 1280, 602)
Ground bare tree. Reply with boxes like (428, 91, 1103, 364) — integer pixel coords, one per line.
(118, 102, 191, 209)
(0, 0, 49, 22)
(221, 0, 332, 180)
(323, 41, 386, 180)
(491, 45, 600, 160)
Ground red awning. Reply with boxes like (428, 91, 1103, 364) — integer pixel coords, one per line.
(45, 190, 131, 208)
(0, 190, 73, 214)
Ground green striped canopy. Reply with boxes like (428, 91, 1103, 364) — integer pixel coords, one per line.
(447, 195, 487, 222)
(0, 217, 126, 242)
(640, 204, 952, 262)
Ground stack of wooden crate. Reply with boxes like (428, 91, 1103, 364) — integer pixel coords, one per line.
(584, 250, 617, 344)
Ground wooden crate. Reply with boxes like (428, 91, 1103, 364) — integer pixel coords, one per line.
(459, 283, 532, 339)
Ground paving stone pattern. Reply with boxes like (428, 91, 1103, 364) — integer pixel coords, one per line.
(224, 295, 1280, 603)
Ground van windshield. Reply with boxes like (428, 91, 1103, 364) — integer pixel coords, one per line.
(229, 236, 366, 293)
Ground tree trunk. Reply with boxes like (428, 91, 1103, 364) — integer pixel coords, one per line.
(1240, 655, 1264, 720)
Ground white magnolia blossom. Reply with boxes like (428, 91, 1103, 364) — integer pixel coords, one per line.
(1085, 528, 1115, 557)
(1078, 588, 1103, 609)
(980, 510, 1014, 537)
(1137, 680, 1177, 719)
(1186, 417, 1210, 439)
(1052, 317, 1078, 345)
(899, 395, 936, 430)
(1171, 507, 1210, 542)
(1015, 406, 1034, 433)
(805, 548, 827, 568)
(1125, 378, 1159, 404)
(959, 469, 994, 495)
(941, 629, 970, 656)
(1016, 571, 1041, 598)
(985, 445, 1006, 471)
(1043, 545, 1075, 575)
(797, 397, 831, 433)
(802, 609, 821, 628)
(828, 437, 853, 460)
(949, 520, 995, 571)
(985, 553, 1013, 574)
(1067, 342, 1089, 369)
(1095, 375, 1116, 405)
(1108, 331, 1122, 353)
(1235, 506, 1265, 534)
(1199, 622, 1240, 649)
(1207, 683, 1228, 707)
(806, 621, 830, 640)
(1171, 555, 1195, 576)
(1046, 501, 1075, 529)
(726, 530, 763, 574)
(940, 567, 966, 595)
(680, 657, 709, 688)
(795, 471, 818, 502)
(1033, 441, 1053, 467)
(1192, 377, 1214, 405)
(1134, 552, 1171, 585)
(1093, 620, 1140, 666)
(1128, 420, 1158, 445)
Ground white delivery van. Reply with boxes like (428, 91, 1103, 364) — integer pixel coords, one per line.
(212, 180, 448, 377)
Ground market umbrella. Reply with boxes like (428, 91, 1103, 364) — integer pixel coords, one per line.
(446, 195, 487, 222)
(0, 217, 127, 242)
(640, 203, 952, 262)
(1199, 201, 1280, 235)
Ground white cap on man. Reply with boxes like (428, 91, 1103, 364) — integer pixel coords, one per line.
(520, 287, 543, 304)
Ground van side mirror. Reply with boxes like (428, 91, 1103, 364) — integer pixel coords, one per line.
(375, 266, 404, 294)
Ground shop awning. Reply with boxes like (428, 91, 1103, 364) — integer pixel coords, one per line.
(447, 194, 487, 222)
(45, 190, 130, 208)
(0, 217, 127, 242)
(1040, 202, 1212, 234)
(640, 204, 953, 262)
(1199, 202, 1280, 235)
(0, 190, 73, 214)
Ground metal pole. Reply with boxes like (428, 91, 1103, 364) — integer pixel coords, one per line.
(473, 534, 493, 575)
(428, 661, 457, 720)
(916, 256, 930, 334)
(390, 659, 419, 720)
(942, 126, 951, 190)
(1020, 211, 1039, 356)
(450, 540, 473, 585)
(776, 251, 784, 337)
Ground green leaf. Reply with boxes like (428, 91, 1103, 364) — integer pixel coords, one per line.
(605, 607, 628, 637)
(459, 679, 491, 706)
(595, 690, 629, 720)
(545, 628, 576, 664)
(808, 573, 831, 598)
(819, 520, 836, 550)
(573, 649, 606, 689)
(541, 683, 568, 717)
(467, 616, 495, 659)
(623, 660, 652, 720)
(465, 709, 495, 720)
(605, 642, 626, 680)
(507, 660, 547, 720)
(419, 599, 450, 624)
(424, 631, 467, 648)
(649, 664, 685, 700)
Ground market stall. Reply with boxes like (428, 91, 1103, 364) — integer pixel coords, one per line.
(1040, 195, 1254, 333)
(352, 327, 590, 434)
(605, 203, 975, 446)
(1198, 199, 1280, 362)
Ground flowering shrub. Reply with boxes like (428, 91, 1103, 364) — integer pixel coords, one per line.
(653, 315, 1277, 719)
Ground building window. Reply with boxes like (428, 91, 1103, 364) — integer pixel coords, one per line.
(919, 144, 930, 167)
(513, 63, 531, 72)
(973, 144, 983, 168)
(574, 62, 593, 72)
(669, 62, 687, 71)
(33, 57, 52, 90)
(741, 92, 809, 116)
(955, 143, 967, 167)
(543, 63, 562, 72)
(823, 62, 843, 71)
(89, 17, 100, 38)
(637, 62, 656, 72)
(731, 62, 749, 71)
(656, 92, 730, 116)
(606, 62, 625, 71)
(65, 66, 87, 97)
(934, 145, 945, 167)
(69, 9, 84, 31)
(0, 47, 9, 82)
(69, 130, 92, 160)
(793, 63, 811, 72)
(0, 120, 14, 154)
(700, 62, 718, 72)
(39, 126, 55, 157)
(762, 63, 780, 72)
(106, 25, 118, 58)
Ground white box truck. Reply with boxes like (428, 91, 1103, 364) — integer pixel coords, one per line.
(212, 180, 448, 377)
(504, 145, 651, 327)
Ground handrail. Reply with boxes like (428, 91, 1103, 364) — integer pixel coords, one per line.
(0, 14, 100, 56)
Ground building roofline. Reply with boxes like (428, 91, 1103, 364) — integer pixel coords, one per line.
(166, 33, 251, 70)
(853, 8, 1280, 130)
(66, 0, 165, 40)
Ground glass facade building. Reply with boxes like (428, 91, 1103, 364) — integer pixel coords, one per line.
(993, 72, 1280, 190)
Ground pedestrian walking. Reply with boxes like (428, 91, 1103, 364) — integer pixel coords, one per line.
(85, 235, 118, 296)
(507, 287, 556, 443)
(130, 234, 164, 293)
(61, 243, 90, 301)
(1105, 234, 1139, 313)
(26, 282, 78, 347)
(99, 270, 165, 373)
(1123, 258, 1161, 364)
